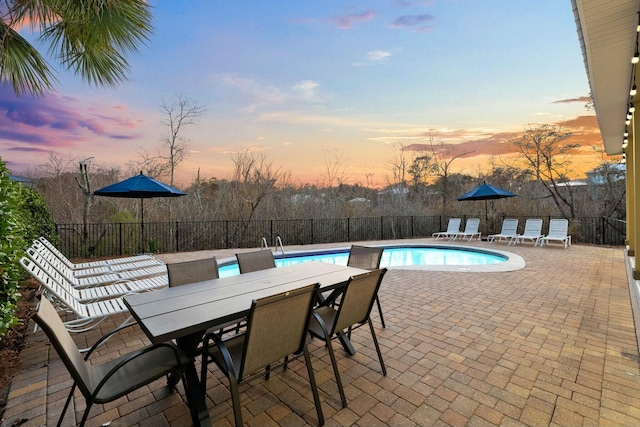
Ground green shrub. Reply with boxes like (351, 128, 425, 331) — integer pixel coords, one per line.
(0, 159, 55, 340)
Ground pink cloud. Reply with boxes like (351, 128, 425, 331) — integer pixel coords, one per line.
(331, 11, 375, 29)
(400, 116, 602, 159)
(0, 86, 144, 153)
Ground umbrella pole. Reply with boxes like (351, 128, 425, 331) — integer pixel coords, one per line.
(485, 199, 488, 221)
(140, 198, 145, 253)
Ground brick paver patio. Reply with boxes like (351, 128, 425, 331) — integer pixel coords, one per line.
(2, 240, 639, 426)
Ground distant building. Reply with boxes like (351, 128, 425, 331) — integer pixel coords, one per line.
(586, 163, 625, 185)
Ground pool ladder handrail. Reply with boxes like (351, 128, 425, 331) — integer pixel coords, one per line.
(260, 236, 285, 257)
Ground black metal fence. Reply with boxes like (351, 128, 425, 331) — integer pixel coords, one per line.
(53, 215, 626, 259)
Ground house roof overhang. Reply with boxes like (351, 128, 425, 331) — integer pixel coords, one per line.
(572, 0, 639, 155)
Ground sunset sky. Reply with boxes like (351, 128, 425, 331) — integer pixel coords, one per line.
(0, 1, 603, 188)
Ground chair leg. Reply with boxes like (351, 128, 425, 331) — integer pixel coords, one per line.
(375, 296, 386, 328)
(79, 402, 93, 427)
(303, 344, 325, 426)
(57, 383, 76, 427)
(368, 317, 387, 376)
(325, 337, 347, 408)
(228, 375, 243, 427)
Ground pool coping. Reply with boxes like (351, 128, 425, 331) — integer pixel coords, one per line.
(216, 243, 526, 273)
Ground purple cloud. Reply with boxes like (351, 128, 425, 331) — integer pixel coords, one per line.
(390, 14, 435, 32)
(0, 85, 144, 153)
(9, 146, 52, 153)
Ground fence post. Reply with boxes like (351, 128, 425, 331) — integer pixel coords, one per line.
(119, 223, 123, 256)
(311, 219, 314, 244)
(380, 216, 384, 240)
(411, 216, 414, 237)
(175, 221, 179, 252)
(270, 220, 274, 246)
(347, 218, 350, 242)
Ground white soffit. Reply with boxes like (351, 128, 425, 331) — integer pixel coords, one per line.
(573, 0, 637, 155)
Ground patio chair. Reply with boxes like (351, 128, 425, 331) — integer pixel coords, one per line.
(20, 257, 133, 333)
(308, 269, 387, 408)
(167, 257, 219, 286)
(432, 218, 462, 240)
(200, 283, 324, 427)
(511, 218, 544, 246)
(26, 246, 167, 289)
(452, 218, 482, 242)
(347, 245, 386, 328)
(487, 218, 519, 243)
(539, 218, 572, 248)
(236, 249, 276, 274)
(36, 237, 159, 273)
(25, 254, 168, 303)
(32, 296, 184, 427)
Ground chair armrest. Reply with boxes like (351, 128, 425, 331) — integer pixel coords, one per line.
(203, 331, 239, 378)
(92, 342, 184, 397)
(84, 322, 139, 360)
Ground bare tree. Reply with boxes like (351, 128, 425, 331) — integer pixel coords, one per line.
(322, 149, 349, 188)
(423, 133, 474, 216)
(386, 142, 412, 188)
(140, 95, 205, 185)
(75, 157, 94, 240)
(510, 124, 579, 218)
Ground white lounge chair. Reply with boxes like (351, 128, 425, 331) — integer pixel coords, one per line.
(21, 256, 167, 304)
(539, 219, 572, 248)
(433, 218, 462, 240)
(36, 237, 158, 272)
(487, 219, 519, 243)
(452, 218, 481, 242)
(32, 239, 164, 278)
(19, 257, 133, 333)
(511, 218, 544, 246)
(27, 246, 167, 288)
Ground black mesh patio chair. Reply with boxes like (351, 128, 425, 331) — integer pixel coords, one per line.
(235, 250, 276, 274)
(308, 268, 387, 408)
(168, 257, 244, 345)
(167, 257, 219, 286)
(347, 245, 386, 328)
(32, 296, 184, 427)
(200, 283, 324, 427)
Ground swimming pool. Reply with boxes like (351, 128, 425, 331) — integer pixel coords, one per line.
(218, 245, 524, 277)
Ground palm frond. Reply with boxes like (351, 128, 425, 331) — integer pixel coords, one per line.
(0, 19, 56, 95)
(40, 0, 153, 87)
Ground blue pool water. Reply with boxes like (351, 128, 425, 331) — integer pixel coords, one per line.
(218, 246, 507, 277)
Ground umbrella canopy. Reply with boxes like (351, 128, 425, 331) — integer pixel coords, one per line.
(94, 172, 187, 251)
(458, 181, 517, 219)
(93, 171, 187, 200)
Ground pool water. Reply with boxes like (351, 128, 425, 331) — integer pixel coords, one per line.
(218, 246, 506, 277)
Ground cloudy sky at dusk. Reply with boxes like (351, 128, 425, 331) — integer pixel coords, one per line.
(0, 0, 601, 188)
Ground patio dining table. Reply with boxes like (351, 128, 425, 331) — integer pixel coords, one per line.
(123, 261, 367, 427)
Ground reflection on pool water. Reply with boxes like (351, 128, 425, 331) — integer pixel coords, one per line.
(218, 246, 507, 277)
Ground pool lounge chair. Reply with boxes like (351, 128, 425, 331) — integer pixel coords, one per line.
(452, 218, 482, 242)
(35, 237, 162, 277)
(27, 246, 167, 288)
(539, 219, 572, 248)
(22, 256, 167, 303)
(487, 218, 519, 243)
(19, 257, 135, 333)
(433, 218, 462, 240)
(511, 218, 543, 246)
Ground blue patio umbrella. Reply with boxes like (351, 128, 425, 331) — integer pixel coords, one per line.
(457, 181, 517, 220)
(94, 172, 186, 249)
